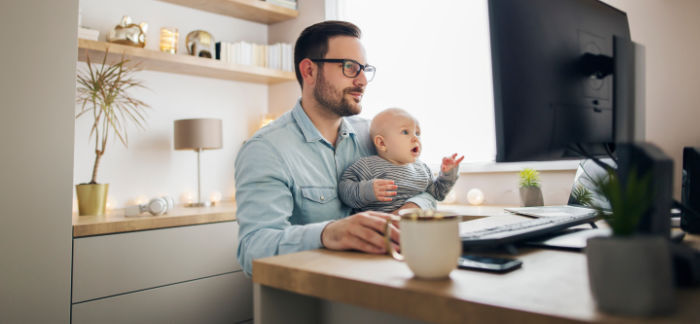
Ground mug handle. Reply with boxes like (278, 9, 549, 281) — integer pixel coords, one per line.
(384, 220, 404, 261)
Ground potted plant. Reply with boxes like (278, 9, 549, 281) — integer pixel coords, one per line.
(519, 168, 543, 206)
(586, 168, 675, 316)
(75, 51, 149, 215)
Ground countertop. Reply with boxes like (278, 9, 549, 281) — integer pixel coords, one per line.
(72, 202, 236, 237)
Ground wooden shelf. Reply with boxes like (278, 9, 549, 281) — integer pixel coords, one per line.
(158, 0, 298, 24)
(72, 202, 237, 237)
(77, 39, 295, 84)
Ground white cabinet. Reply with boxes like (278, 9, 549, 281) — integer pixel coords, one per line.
(71, 221, 251, 323)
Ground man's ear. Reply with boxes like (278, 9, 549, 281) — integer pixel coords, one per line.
(299, 58, 316, 86)
(374, 135, 387, 152)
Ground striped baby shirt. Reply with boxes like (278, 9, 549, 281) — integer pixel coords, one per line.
(338, 155, 458, 213)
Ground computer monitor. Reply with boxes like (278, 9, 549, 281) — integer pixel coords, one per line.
(488, 0, 631, 162)
(488, 0, 673, 237)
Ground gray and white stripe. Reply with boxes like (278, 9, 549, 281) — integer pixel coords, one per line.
(338, 155, 458, 213)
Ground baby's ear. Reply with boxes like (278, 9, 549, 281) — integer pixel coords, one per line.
(374, 135, 386, 152)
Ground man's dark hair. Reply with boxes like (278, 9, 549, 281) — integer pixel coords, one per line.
(294, 20, 361, 88)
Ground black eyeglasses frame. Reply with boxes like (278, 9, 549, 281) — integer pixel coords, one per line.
(309, 58, 376, 81)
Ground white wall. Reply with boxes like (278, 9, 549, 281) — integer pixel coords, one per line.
(75, 0, 272, 207)
(0, 0, 77, 322)
(450, 170, 575, 206)
(267, 0, 327, 116)
(604, 0, 700, 198)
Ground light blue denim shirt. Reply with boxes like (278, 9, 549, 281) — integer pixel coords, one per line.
(234, 100, 436, 276)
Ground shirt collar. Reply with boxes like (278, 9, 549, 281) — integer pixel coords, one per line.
(292, 99, 358, 143)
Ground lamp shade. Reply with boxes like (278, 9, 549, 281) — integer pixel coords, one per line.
(174, 118, 223, 150)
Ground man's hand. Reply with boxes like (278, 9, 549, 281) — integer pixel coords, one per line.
(321, 211, 400, 254)
(373, 179, 397, 202)
(441, 153, 465, 173)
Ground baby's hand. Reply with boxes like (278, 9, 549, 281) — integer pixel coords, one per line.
(441, 153, 465, 173)
(373, 179, 397, 202)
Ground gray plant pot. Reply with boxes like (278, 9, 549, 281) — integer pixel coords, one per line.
(519, 186, 543, 207)
(586, 236, 675, 316)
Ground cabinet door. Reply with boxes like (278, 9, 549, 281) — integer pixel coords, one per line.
(73, 221, 239, 303)
(72, 271, 252, 324)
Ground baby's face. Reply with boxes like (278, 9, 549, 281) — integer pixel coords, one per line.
(378, 114, 422, 164)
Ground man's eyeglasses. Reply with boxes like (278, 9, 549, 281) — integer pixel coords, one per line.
(310, 58, 376, 82)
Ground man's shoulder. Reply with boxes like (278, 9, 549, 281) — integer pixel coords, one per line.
(250, 112, 297, 141)
(344, 115, 370, 135)
(238, 113, 302, 159)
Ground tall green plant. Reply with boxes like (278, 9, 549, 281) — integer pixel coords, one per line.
(591, 168, 652, 236)
(519, 168, 541, 188)
(76, 51, 149, 184)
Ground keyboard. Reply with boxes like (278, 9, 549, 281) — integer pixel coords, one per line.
(460, 213, 598, 248)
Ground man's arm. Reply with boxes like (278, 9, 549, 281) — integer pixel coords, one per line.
(234, 139, 328, 276)
(406, 192, 437, 210)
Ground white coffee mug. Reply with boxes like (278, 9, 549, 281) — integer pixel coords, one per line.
(385, 209, 462, 279)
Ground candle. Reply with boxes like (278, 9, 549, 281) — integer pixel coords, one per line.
(210, 191, 222, 205)
(160, 27, 178, 54)
(180, 191, 195, 205)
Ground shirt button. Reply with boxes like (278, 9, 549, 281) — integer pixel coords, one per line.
(320, 195, 325, 201)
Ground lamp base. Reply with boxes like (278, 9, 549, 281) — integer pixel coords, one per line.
(185, 201, 211, 208)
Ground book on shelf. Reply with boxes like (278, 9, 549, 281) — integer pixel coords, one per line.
(264, 0, 298, 10)
(78, 27, 99, 41)
(216, 41, 293, 72)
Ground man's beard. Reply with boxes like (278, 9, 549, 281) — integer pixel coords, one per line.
(313, 70, 362, 117)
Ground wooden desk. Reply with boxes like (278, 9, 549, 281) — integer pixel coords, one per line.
(252, 206, 700, 324)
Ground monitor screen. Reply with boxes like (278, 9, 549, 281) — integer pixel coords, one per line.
(488, 0, 631, 162)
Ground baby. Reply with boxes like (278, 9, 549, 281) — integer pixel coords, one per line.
(338, 108, 464, 213)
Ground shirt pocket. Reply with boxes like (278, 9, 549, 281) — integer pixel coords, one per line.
(297, 186, 346, 224)
(300, 186, 338, 204)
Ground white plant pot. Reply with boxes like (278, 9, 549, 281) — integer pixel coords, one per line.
(519, 186, 543, 207)
(586, 236, 675, 316)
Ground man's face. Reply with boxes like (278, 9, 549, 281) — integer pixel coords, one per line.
(313, 36, 368, 117)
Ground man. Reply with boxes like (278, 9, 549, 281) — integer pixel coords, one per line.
(234, 21, 435, 276)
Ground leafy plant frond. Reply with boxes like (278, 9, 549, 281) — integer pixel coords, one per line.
(571, 184, 593, 207)
(519, 168, 541, 188)
(76, 50, 150, 183)
(590, 168, 652, 236)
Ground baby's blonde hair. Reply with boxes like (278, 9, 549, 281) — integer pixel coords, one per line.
(370, 107, 414, 140)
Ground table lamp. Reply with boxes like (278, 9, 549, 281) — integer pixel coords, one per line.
(174, 118, 222, 207)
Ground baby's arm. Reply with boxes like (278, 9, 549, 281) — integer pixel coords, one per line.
(339, 160, 396, 208)
(425, 154, 463, 200)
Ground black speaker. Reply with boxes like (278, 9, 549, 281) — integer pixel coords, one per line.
(681, 147, 700, 234)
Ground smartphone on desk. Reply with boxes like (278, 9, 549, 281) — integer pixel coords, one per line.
(458, 255, 522, 273)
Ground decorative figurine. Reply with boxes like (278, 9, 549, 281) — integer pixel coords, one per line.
(186, 30, 215, 58)
(107, 15, 148, 48)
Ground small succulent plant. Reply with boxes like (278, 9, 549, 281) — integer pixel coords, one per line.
(519, 168, 541, 188)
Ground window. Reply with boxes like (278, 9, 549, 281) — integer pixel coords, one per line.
(334, 0, 496, 165)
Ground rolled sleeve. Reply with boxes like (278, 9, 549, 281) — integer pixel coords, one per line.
(407, 192, 437, 210)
